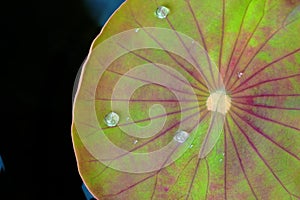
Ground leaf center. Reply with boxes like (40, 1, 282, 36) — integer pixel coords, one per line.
(206, 91, 231, 115)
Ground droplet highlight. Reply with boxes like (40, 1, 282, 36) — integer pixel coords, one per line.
(104, 112, 120, 127)
(155, 6, 170, 19)
(133, 139, 138, 144)
(237, 72, 243, 78)
(173, 130, 189, 143)
(135, 28, 139, 33)
(219, 158, 223, 162)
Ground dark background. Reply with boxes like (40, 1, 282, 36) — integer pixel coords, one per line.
(0, 0, 114, 199)
(46, 1, 100, 198)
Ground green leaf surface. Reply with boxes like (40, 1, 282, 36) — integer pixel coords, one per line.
(72, 0, 300, 199)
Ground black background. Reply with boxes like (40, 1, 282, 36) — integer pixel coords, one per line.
(0, 0, 102, 199)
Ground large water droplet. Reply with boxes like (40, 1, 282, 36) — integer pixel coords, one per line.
(237, 72, 243, 78)
(155, 6, 170, 19)
(104, 112, 119, 127)
(173, 130, 189, 143)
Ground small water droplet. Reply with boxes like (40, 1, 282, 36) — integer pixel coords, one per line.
(222, 152, 225, 156)
(135, 28, 139, 32)
(173, 130, 189, 143)
(189, 144, 194, 148)
(219, 158, 223, 162)
(133, 139, 138, 144)
(237, 72, 243, 78)
(104, 112, 119, 127)
(155, 6, 170, 19)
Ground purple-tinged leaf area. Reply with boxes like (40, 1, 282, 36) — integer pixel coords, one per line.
(72, 0, 300, 199)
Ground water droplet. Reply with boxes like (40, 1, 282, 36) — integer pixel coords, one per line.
(237, 72, 243, 78)
(135, 28, 139, 33)
(219, 158, 223, 162)
(155, 6, 170, 19)
(173, 130, 189, 143)
(222, 152, 225, 156)
(104, 112, 119, 127)
(189, 144, 194, 148)
(133, 139, 138, 144)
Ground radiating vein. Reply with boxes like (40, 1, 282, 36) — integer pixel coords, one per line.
(102, 109, 208, 198)
(232, 73, 300, 94)
(106, 68, 207, 97)
(225, 117, 258, 199)
(170, 112, 210, 188)
(233, 101, 300, 111)
(131, 12, 209, 93)
(219, 0, 225, 73)
(233, 104, 300, 131)
(225, 0, 266, 89)
(232, 93, 300, 99)
(204, 158, 209, 200)
(102, 105, 203, 130)
(96, 98, 206, 103)
(165, 17, 217, 90)
(116, 43, 209, 95)
(228, 10, 300, 91)
(102, 108, 206, 161)
(231, 48, 300, 93)
(85, 104, 203, 139)
(229, 112, 298, 197)
(224, 0, 253, 86)
(185, 158, 202, 200)
(231, 108, 300, 161)
(227, 28, 281, 91)
(103, 145, 179, 198)
(224, 129, 228, 200)
(186, 0, 217, 90)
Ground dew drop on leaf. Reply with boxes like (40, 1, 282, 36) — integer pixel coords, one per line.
(237, 72, 243, 78)
(155, 6, 170, 19)
(104, 112, 120, 127)
(173, 130, 189, 143)
(133, 139, 138, 144)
